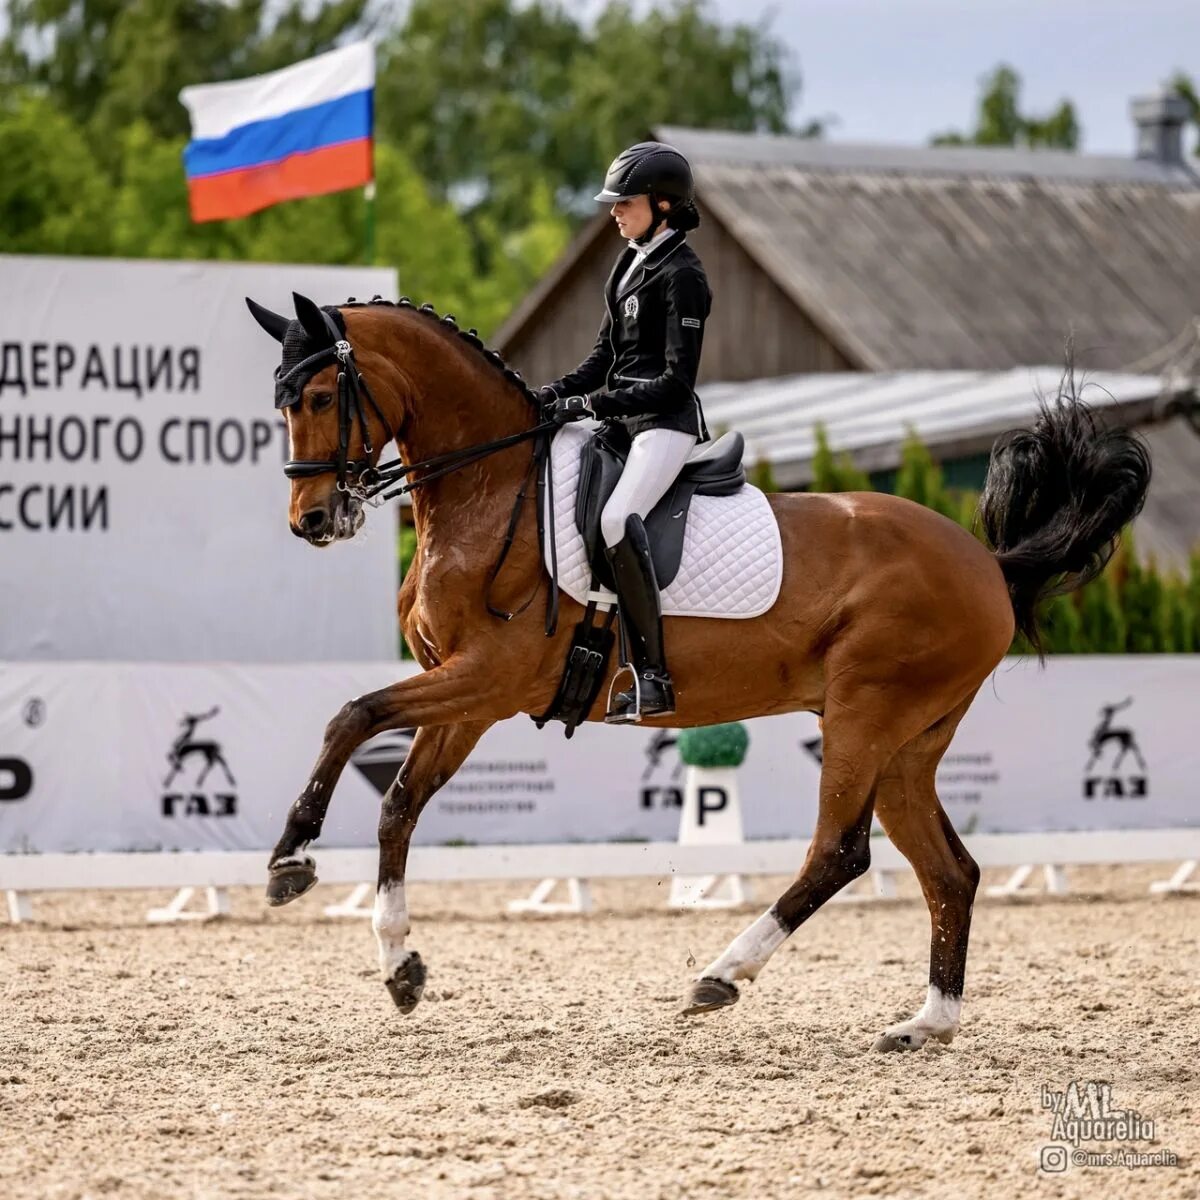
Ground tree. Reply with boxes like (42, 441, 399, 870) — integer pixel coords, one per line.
(1041, 593, 1084, 654)
(932, 65, 1079, 151)
(751, 458, 779, 492)
(1, 0, 370, 143)
(0, 90, 115, 255)
(377, 0, 798, 228)
(1121, 550, 1167, 653)
(809, 424, 871, 492)
(895, 428, 957, 518)
(1079, 574, 1127, 654)
(1168, 73, 1200, 156)
(1162, 573, 1195, 653)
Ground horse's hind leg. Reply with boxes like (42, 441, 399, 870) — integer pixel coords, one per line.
(871, 697, 980, 1052)
(373, 720, 492, 1012)
(685, 701, 905, 1014)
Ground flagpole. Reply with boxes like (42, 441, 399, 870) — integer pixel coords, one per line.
(364, 180, 377, 265)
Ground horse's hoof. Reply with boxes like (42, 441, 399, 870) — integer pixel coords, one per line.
(680, 977, 739, 1016)
(873, 1024, 955, 1052)
(873, 1030, 921, 1053)
(384, 952, 427, 1015)
(265, 856, 317, 907)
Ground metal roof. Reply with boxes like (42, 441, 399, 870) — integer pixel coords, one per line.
(699, 367, 1173, 482)
(658, 125, 1200, 188)
(700, 366, 1199, 565)
(652, 126, 1200, 373)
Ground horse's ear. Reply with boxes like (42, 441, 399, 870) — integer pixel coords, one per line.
(292, 291, 334, 347)
(245, 297, 289, 343)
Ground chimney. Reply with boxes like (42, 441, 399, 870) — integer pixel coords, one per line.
(1130, 89, 1190, 165)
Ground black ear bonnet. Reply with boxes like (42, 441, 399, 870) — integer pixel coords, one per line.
(272, 306, 348, 410)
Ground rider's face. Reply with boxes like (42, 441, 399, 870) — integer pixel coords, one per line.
(611, 195, 667, 239)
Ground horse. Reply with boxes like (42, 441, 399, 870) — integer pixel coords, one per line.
(246, 291, 1150, 1051)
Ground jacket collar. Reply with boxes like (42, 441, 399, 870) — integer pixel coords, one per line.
(607, 229, 687, 303)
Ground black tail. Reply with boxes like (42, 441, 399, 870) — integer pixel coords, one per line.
(978, 368, 1152, 656)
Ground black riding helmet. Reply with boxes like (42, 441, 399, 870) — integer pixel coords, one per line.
(594, 141, 697, 244)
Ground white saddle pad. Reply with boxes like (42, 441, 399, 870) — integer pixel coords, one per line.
(543, 423, 783, 619)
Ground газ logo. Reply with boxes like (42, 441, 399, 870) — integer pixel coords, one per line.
(161, 707, 238, 816)
(1084, 697, 1148, 800)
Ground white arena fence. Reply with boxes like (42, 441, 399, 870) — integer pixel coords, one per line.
(2, 657, 1198, 921)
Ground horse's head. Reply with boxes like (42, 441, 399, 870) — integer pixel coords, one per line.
(246, 292, 405, 546)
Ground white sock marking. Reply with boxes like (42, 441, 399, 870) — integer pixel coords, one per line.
(372, 881, 412, 979)
(699, 909, 789, 983)
(883, 985, 963, 1047)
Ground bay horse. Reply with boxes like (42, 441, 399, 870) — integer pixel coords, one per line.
(247, 292, 1150, 1051)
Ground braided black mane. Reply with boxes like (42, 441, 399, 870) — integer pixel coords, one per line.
(341, 294, 538, 409)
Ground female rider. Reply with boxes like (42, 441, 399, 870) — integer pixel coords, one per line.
(539, 142, 711, 724)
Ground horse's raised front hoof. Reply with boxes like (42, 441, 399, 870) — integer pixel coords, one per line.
(265, 855, 317, 907)
(680, 977, 739, 1016)
(384, 952, 427, 1015)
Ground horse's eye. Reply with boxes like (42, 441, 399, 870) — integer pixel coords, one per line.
(310, 390, 334, 412)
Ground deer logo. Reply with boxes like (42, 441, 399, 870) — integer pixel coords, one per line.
(163, 707, 237, 788)
(1085, 698, 1147, 773)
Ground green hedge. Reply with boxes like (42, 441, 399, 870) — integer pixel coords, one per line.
(677, 723, 750, 768)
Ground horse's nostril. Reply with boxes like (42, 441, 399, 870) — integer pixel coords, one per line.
(299, 508, 329, 535)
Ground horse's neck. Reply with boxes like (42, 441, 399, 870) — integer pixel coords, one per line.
(391, 341, 535, 553)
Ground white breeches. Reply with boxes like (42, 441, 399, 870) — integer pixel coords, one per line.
(600, 428, 698, 549)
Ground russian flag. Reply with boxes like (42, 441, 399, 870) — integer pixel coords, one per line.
(179, 42, 374, 223)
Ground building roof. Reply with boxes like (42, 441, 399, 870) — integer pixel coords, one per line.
(699, 365, 1199, 565)
(656, 125, 1200, 374)
(700, 366, 1172, 479)
(656, 125, 1200, 187)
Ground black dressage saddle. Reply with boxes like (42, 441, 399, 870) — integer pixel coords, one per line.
(573, 428, 747, 592)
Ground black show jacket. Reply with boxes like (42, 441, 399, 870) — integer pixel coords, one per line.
(544, 229, 711, 441)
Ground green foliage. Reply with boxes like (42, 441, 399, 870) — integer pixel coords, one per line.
(1, 0, 370, 143)
(1168, 73, 1200, 156)
(1079, 573, 1127, 653)
(0, 0, 795, 338)
(750, 458, 778, 492)
(677, 722, 749, 768)
(1040, 593, 1084, 654)
(1121, 550, 1167, 653)
(1162, 573, 1195, 653)
(809, 424, 872, 493)
(932, 64, 1079, 150)
(378, 0, 798, 228)
(895, 427, 957, 518)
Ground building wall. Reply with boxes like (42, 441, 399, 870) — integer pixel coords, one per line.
(500, 206, 857, 388)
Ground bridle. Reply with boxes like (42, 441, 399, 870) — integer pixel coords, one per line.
(276, 311, 562, 632)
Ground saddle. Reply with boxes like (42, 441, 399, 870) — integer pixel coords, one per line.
(574, 428, 746, 592)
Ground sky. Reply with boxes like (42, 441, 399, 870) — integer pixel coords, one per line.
(708, 0, 1198, 154)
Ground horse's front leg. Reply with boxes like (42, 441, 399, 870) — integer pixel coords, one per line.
(373, 720, 493, 1012)
(266, 660, 506, 904)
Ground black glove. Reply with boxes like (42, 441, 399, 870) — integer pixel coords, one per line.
(545, 394, 594, 425)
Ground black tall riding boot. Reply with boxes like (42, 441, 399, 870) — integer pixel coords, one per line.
(605, 514, 675, 723)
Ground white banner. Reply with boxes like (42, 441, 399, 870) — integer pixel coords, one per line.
(1, 657, 1195, 854)
(0, 255, 399, 662)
